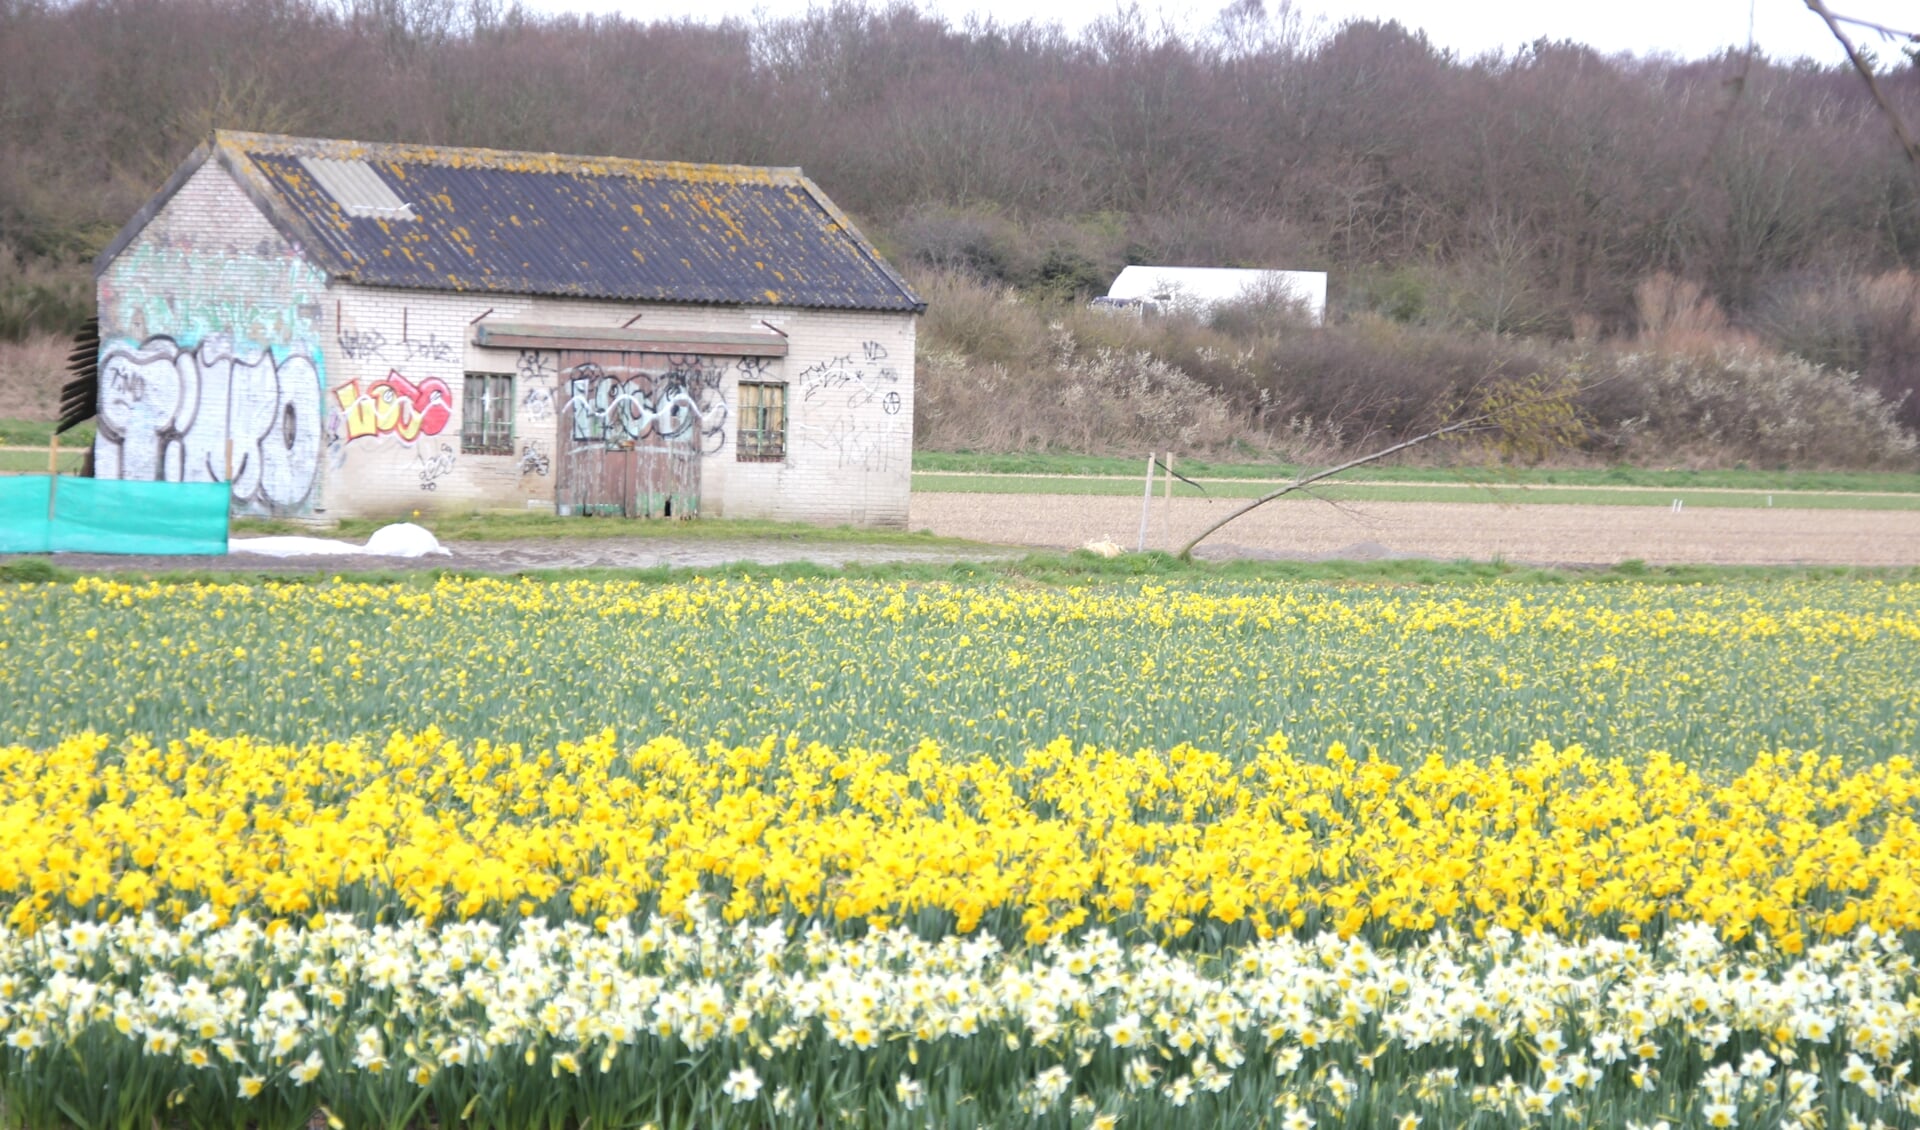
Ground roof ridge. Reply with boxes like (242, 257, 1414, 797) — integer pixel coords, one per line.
(212, 130, 807, 185)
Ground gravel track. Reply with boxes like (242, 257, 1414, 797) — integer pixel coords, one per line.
(909, 493, 1920, 567)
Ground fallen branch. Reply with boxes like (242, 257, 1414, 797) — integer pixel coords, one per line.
(1177, 373, 1590, 561)
(1176, 415, 1492, 560)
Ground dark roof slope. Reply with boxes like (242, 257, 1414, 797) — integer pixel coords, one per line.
(105, 132, 923, 314)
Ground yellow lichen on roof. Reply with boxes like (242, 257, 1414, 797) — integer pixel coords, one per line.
(219, 128, 799, 186)
(195, 128, 923, 311)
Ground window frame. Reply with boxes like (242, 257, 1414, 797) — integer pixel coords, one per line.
(460, 371, 515, 455)
(736, 380, 787, 462)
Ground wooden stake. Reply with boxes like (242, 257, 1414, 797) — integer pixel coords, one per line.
(1162, 452, 1174, 549)
(1137, 453, 1154, 553)
(225, 438, 234, 482)
(47, 432, 58, 519)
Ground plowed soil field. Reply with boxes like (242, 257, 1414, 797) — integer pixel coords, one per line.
(909, 493, 1920, 567)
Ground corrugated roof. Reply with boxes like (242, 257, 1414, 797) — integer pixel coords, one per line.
(184, 132, 922, 313)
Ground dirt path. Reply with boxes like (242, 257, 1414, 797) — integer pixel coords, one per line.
(27, 495, 1920, 573)
(910, 493, 1920, 567)
(44, 538, 1020, 575)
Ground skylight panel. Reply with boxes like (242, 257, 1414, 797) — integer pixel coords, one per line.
(298, 157, 415, 220)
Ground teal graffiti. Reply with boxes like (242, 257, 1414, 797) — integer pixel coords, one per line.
(102, 242, 328, 346)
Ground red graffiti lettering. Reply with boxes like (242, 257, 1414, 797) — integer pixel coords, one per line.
(333, 371, 452, 443)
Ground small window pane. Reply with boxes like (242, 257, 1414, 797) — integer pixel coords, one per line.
(737, 381, 785, 462)
(462, 373, 514, 454)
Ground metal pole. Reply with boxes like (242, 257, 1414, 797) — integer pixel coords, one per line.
(1137, 452, 1154, 553)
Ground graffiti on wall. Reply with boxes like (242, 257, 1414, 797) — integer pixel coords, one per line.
(335, 323, 456, 365)
(95, 335, 322, 510)
(337, 328, 388, 360)
(416, 443, 456, 490)
(564, 355, 728, 453)
(795, 343, 899, 409)
(331, 372, 453, 444)
(519, 352, 557, 423)
(518, 440, 551, 477)
(798, 414, 910, 473)
(101, 243, 328, 346)
(403, 333, 457, 363)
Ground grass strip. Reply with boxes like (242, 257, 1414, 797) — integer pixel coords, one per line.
(913, 472, 1920, 509)
(8, 549, 1918, 588)
(914, 449, 1920, 493)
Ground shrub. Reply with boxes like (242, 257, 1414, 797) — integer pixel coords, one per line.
(1752, 270, 1920, 430)
(0, 251, 89, 342)
(1585, 346, 1918, 469)
(911, 266, 1920, 468)
(891, 205, 1022, 282)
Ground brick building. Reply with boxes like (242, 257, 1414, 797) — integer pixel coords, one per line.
(89, 131, 923, 525)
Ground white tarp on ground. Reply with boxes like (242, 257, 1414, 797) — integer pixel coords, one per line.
(229, 522, 452, 558)
(1102, 265, 1327, 324)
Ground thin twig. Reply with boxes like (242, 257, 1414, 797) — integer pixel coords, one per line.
(1805, 0, 1920, 179)
(1825, 12, 1918, 42)
(1293, 482, 1376, 524)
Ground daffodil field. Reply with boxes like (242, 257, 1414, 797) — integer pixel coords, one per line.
(2, 575, 1919, 1129)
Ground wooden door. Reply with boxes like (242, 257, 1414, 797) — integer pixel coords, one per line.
(555, 350, 724, 518)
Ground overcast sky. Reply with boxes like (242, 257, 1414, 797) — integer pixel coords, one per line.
(533, 0, 1913, 63)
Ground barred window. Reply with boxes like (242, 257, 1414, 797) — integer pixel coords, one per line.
(461, 373, 513, 454)
(737, 381, 786, 461)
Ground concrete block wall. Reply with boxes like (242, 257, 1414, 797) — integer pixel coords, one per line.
(98, 157, 918, 527)
(93, 159, 330, 515)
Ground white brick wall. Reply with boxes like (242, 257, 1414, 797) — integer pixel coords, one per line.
(94, 159, 331, 515)
(95, 158, 920, 528)
(323, 281, 917, 527)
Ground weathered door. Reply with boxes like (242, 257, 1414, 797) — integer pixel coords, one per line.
(555, 351, 726, 518)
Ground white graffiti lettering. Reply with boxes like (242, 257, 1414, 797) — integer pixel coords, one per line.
(96, 335, 322, 513)
(564, 358, 728, 454)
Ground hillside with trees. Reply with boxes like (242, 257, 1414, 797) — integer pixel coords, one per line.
(4, 0, 1919, 466)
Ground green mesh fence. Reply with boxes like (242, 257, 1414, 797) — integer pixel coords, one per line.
(1, 476, 229, 555)
(0, 477, 52, 553)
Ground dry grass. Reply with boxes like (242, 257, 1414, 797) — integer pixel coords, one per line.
(0, 333, 69, 422)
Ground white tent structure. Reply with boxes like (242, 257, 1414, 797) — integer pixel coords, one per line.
(1100, 266, 1327, 324)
